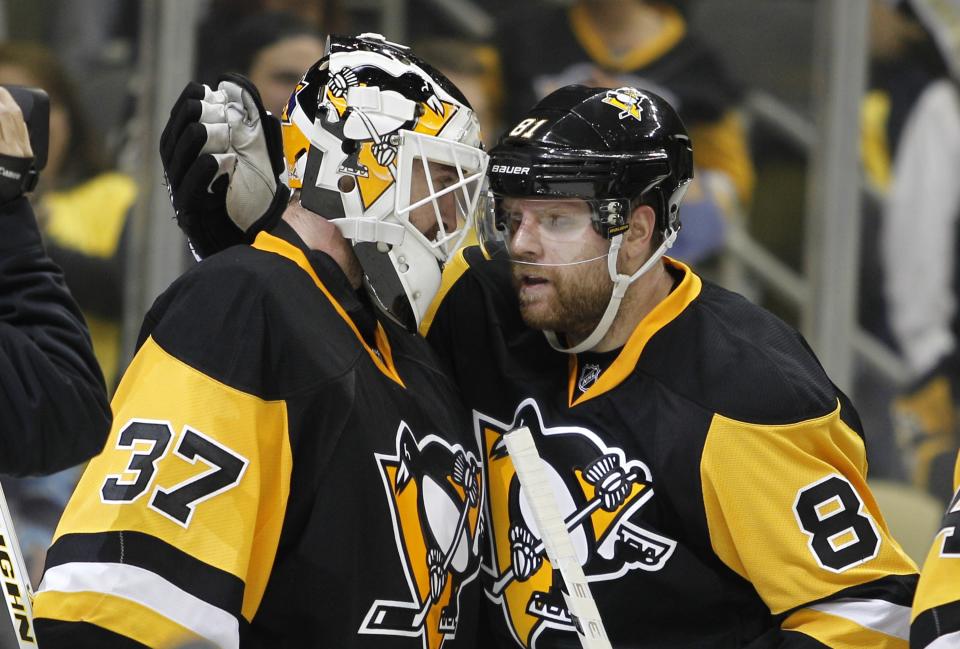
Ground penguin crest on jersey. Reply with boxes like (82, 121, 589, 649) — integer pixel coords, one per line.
(361, 422, 484, 649)
(476, 399, 677, 649)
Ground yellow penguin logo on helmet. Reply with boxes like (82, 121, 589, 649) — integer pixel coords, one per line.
(602, 87, 645, 122)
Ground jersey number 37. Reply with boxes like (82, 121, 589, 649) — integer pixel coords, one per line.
(99, 419, 249, 528)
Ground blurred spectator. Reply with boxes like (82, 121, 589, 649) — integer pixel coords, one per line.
(860, 0, 940, 350)
(875, 0, 960, 503)
(195, 1, 342, 112)
(0, 42, 135, 391)
(196, 10, 326, 116)
(494, 0, 755, 266)
(849, 0, 942, 484)
(413, 37, 503, 147)
(0, 84, 111, 475)
(0, 41, 133, 584)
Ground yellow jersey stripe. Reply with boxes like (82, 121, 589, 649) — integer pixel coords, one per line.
(701, 399, 917, 613)
(419, 246, 472, 337)
(54, 336, 292, 622)
(809, 598, 910, 640)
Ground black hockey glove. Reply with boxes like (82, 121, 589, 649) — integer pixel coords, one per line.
(159, 73, 288, 259)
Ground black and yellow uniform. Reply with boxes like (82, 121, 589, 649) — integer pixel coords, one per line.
(495, 1, 754, 204)
(0, 196, 110, 475)
(33, 224, 485, 649)
(423, 247, 918, 648)
(912, 453, 960, 648)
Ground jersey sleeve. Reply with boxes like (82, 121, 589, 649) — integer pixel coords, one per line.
(33, 335, 293, 649)
(911, 453, 960, 648)
(0, 196, 111, 475)
(700, 398, 918, 648)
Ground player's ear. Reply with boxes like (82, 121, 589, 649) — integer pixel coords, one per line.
(624, 203, 656, 243)
(618, 203, 657, 272)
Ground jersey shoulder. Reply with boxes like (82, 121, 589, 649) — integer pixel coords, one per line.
(143, 245, 365, 398)
(644, 280, 839, 425)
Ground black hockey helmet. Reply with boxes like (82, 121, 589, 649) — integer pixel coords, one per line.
(483, 85, 693, 244)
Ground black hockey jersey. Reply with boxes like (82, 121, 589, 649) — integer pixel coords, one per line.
(33, 225, 485, 649)
(423, 246, 918, 648)
(912, 453, 960, 648)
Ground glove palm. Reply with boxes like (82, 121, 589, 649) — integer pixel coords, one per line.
(159, 73, 288, 259)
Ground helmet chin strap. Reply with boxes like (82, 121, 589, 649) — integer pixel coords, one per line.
(544, 228, 678, 354)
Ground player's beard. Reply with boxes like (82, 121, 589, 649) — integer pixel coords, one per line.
(512, 257, 611, 340)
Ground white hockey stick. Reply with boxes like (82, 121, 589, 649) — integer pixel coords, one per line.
(503, 426, 612, 649)
(0, 483, 37, 648)
(490, 469, 640, 596)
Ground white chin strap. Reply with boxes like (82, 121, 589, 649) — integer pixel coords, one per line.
(544, 228, 679, 354)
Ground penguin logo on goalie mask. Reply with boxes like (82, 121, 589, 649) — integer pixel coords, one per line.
(282, 59, 461, 212)
(360, 422, 484, 649)
(477, 399, 677, 649)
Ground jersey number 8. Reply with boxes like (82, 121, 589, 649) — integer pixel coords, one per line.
(793, 474, 881, 573)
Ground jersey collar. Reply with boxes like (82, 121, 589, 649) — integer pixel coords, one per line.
(568, 256, 700, 407)
(252, 229, 406, 388)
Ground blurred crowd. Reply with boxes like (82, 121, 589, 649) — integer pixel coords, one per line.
(2, 0, 959, 580)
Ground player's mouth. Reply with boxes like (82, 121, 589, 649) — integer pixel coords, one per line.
(519, 274, 549, 287)
(514, 272, 552, 302)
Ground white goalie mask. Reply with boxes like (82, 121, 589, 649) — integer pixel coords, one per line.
(280, 33, 488, 330)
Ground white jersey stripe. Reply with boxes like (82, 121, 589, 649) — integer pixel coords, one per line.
(809, 598, 910, 640)
(926, 629, 960, 649)
(38, 561, 240, 649)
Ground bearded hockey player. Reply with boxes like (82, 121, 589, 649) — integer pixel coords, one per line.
(421, 85, 919, 648)
(31, 34, 487, 649)
(146, 57, 922, 648)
